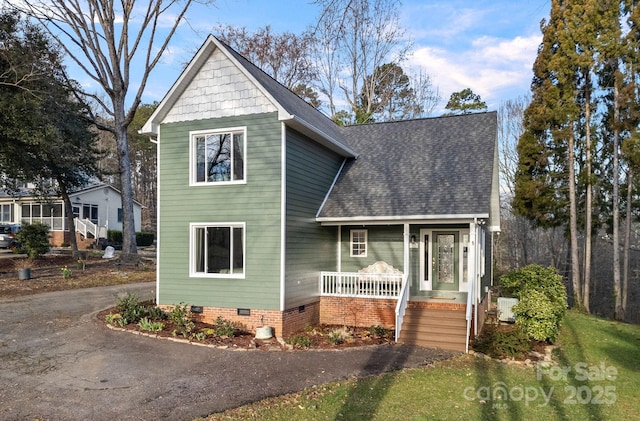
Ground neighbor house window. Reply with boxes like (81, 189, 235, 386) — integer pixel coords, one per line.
(0, 204, 12, 223)
(350, 229, 367, 257)
(191, 128, 246, 184)
(191, 223, 245, 277)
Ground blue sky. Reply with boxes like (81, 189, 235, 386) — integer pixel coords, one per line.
(89, 0, 551, 115)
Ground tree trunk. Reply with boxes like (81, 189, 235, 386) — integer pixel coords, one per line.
(58, 179, 80, 259)
(114, 110, 138, 262)
(613, 82, 623, 321)
(568, 125, 582, 309)
(583, 78, 592, 312)
(622, 166, 632, 319)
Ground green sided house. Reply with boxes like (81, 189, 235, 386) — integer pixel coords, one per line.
(141, 35, 500, 352)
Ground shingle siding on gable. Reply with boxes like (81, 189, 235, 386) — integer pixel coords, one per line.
(157, 113, 282, 310)
(163, 48, 277, 123)
(284, 128, 343, 308)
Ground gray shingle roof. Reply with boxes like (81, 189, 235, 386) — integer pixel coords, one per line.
(317, 112, 497, 220)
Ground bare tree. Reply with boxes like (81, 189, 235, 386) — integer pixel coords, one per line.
(216, 25, 317, 90)
(498, 96, 529, 195)
(312, 0, 411, 123)
(11, 0, 205, 260)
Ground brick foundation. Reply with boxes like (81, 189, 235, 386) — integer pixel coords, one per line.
(159, 301, 320, 339)
(319, 296, 396, 328)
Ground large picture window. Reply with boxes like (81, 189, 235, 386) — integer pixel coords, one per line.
(191, 128, 246, 184)
(192, 223, 245, 277)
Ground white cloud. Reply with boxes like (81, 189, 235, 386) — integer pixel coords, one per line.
(407, 33, 541, 111)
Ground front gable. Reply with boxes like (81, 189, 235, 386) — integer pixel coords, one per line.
(162, 47, 277, 124)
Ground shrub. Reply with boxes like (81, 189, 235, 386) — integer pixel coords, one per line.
(368, 325, 390, 339)
(327, 327, 352, 345)
(499, 264, 567, 343)
(14, 222, 51, 259)
(136, 231, 155, 247)
(146, 306, 167, 321)
(213, 316, 236, 338)
(168, 303, 195, 337)
(138, 317, 164, 332)
(108, 230, 123, 244)
(105, 313, 126, 327)
(115, 292, 146, 325)
(473, 323, 532, 359)
(286, 334, 314, 349)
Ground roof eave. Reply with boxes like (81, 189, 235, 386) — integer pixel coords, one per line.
(316, 213, 491, 226)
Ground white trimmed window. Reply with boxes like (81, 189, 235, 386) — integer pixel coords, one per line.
(350, 229, 367, 257)
(191, 223, 245, 278)
(190, 127, 246, 185)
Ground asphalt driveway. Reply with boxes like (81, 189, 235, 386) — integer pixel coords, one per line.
(0, 283, 456, 420)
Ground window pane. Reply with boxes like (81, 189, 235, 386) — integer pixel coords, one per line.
(196, 136, 206, 182)
(233, 227, 244, 274)
(195, 227, 205, 272)
(233, 133, 244, 181)
(22, 204, 30, 217)
(207, 226, 230, 273)
(208, 134, 231, 182)
(32, 205, 41, 217)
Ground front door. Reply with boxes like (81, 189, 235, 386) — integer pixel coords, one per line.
(420, 230, 460, 291)
(432, 231, 459, 291)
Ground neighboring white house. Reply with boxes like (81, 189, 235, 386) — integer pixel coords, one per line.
(0, 182, 142, 247)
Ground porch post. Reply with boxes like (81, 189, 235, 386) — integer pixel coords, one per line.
(337, 224, 342, 272)
(403, 223, 409, 274)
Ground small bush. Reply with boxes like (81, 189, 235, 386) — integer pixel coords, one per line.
(328, 327, 352, 345)
(368, 325, 390, 338)
(499, 264, 567, 343)
(14, 222, 51, 259)
(136, 231, 155, 247)
(146, 306, 167, 321)
(473, 323, 532, 359)
(116, 292, 146, 325)
(213, 316, 236, 338)
(286, 334, 314, 349)
(138, 317, 164, 332)
(108, 230, 123, 244)
(168, 303, 195, 337)
(105, 313, 126, 327)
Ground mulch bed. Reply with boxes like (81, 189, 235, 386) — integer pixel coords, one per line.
(98, 303, 395, 352)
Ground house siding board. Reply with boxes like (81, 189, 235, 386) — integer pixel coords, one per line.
(340, 225, 404, 272)
(158, 113, 282, 309)
(284, 128, 342, 309)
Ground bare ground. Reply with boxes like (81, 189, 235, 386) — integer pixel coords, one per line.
(0, 251, 155, 299)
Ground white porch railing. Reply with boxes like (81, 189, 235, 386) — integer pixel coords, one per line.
(320, 272, 404, 298)
(394, 273, 410, 342)
(465, 270, 475, 353)
(74, 217, 105, 239)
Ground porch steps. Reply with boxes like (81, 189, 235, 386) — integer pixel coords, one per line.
(398, 307, 468, 352)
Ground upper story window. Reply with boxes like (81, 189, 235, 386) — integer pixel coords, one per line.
(350, 229, 367, 257)
(191, 127, 246, 185)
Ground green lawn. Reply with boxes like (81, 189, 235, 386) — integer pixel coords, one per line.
(202, 311, 640, 420)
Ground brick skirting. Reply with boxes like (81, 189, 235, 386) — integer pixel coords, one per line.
(159, 301, 321, 339)
(319, 296, 397, 329)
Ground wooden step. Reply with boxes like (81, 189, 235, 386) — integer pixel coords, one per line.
(398, 307, 468, 352)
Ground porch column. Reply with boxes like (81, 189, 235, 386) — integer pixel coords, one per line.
(337, 224, 342, 272)
(403, 223, 409, 274)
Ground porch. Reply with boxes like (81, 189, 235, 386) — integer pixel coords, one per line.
(319, 271, 473, 352)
